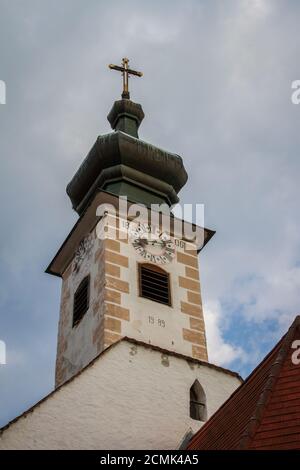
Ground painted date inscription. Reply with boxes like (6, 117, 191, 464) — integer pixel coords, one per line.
(148, 315, 166, 328)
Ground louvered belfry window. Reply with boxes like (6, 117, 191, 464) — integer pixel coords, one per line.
(73, 275, 90, 327)
(139, 264, 171, 306)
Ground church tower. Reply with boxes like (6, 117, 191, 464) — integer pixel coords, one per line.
(46, 59, 215, 388)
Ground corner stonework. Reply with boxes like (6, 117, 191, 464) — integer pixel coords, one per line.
(55, 223, 131, 388)
(177, 248, 208, 362)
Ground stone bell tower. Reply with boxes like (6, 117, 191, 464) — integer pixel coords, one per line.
(46, 59, 215, 388)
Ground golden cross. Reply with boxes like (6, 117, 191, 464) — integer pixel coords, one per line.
(109, 58, 143, 99)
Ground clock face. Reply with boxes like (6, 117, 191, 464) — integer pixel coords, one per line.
(73, 234, 93, 275)
(130, 223, 176, 264)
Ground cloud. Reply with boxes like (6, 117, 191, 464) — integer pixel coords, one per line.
(204, 301, 248, 367)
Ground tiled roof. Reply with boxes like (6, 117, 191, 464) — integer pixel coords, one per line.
(187, 316, 300, 450)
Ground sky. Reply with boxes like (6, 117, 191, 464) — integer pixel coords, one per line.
(1, 0, 300, 427)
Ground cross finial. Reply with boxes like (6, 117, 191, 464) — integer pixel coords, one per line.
(108, 58, 143, 99)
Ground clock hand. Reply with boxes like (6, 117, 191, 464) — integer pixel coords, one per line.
(147, 240, 165, 246)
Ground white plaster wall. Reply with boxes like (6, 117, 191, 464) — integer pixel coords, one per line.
(58, 213, 207, 387)
(113, 216, 203, 358)
(57, 229, 104, 385)
(0, 340, 241, 450)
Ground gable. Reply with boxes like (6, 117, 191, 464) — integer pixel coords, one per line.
(0, 339, 241, 450)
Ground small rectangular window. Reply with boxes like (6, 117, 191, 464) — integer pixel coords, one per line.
(139, 264, 171, 306)
(73, 275, 90, 327)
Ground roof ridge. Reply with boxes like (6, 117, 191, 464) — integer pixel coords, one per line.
(238, 315, 300, 449)
(187, 316, 300, 449)
(187, 332, 284, 448)
(122, 336, 242, 379)
(1, 336, 241, 434)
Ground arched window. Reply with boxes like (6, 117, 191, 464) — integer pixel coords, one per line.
(190, 380, 207, 421)
(139, 263, 171, 306)
(72, 275, 90, 327)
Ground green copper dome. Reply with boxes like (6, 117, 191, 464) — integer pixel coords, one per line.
(66, 99, 188, 215)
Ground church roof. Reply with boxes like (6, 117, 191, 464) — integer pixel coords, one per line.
(0, 337, 241, 434)
(187, 315, 300, 450)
